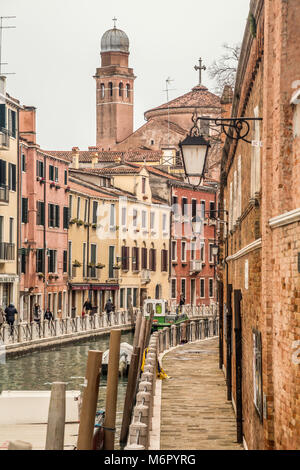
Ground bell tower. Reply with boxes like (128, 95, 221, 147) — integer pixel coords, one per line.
(95, 20, 136, 149)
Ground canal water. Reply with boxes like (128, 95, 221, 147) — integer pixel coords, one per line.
(0, 330, 134, 448)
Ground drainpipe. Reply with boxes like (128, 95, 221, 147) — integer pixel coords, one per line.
(43, 153, 47, 314)
(87, 197, 90, 302)
(17, 117, 21, 321)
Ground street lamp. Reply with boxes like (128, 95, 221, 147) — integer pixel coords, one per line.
(179, 134, 211, 182)
(211, 244, 219, 257)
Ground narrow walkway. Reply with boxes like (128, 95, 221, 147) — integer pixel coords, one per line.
(160, 338, 243, 450)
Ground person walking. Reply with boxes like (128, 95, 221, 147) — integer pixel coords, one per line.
(0, 307, 5, 330)
(179, 294, 185, 314)
(33, 303, 41, 324)
(104, 298, 114, 326)
(83, 298, 92, 316)
(5, 303, 18, 336)
(44, 307, 53, 322)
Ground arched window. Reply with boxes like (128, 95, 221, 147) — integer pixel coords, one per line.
(109, 82, 113, 97)
(101, 83, 105, 98)
(119, 83, 123, 98)
(126, 84, 130, 99)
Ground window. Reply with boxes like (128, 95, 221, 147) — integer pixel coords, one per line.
(133, 288, 138, 307)
(48, 250, 57, 273)
(69, 195, 73, 220)
(0, 103, 6, 128)
(109, 246, 115, 278)
(55, 167, 59, 182)
(101, 83, 105, 98)
(149, 248, 156, 271)
(119, 82, 123, 97)
(21, 251, 26, 274)
(49, 165, 54, 181)
(77, 197, 81, 220)
(48, 204, 60, 228)
(181, 279, 186, 299)
(209, 278, 214, 298)
(9, 218, 13, 243)
(132, 246, 139, 271)
(37, 201, 45, 226)
(253, 330, 263, 418)
(68, 241, 72, 275)
(142, 210, 147, 229)
(200, 241, 205, 263)
(127, 288, 132, 308)
(209, 243, 214, 263)
(200, 201, 205, 219)
(90, 244, 97, 278)
(126, 84, 130, 98)
(82, 243, 86, 277)
(200, 279, 205, 298)
(63, 251, 68, 273)
(141, 247, 147, 269)
(58, 292, 62, 311)
(36, 160, 44, 178)
(121, 246, 130, 271)
(109, 82, 113, 97)
(171, 241, 177, 261)
(0, 159, 6, 186)
(200, 116, 210, 136)
(110, 204, 115, 227)
(120, 288, 125, 308)
(161, 249, 168, 272)
(22, 198, 28, 223)
(150, 212, 155, 230)
(92, 201, 98, 224)
(191, 242, 196, 261)
(142, 177, 146, 194)
(84, 199, 88, 223)
(122, 207, 126, 226)
(36, 249, 44, 273)
(192, 199, 197, 218)
(182, 197, 188, 217)
(63, 207, 69, 229)
(181, 241, 186, 262)
(151, 140, 154, 146)
(133, 209, 137, 227)
(172, 196, 178, 215)
(21, 154, 26, 172)
(171, 279, 176, 299)
(64, 169, 68, 185)
(209, 201, 216, 219)
(8, 109, 16, 138)
(8, 163, 16, 191)
(162, 214, 167, 232)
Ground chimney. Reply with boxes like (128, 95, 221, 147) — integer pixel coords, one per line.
(91, 152, 98, 169)
(71, 147, 79, 169)
(19, 106, 37, 144)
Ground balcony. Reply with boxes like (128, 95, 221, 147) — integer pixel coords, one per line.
(0, 185, 9, 205)
(141, 269, 151, 284)
(190, 260, 203, 273)
(0, 128, 9, 150)
(0, 243, 15, 262)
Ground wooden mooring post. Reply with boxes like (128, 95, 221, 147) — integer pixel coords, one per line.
(119, 346, 140, 446)
(77, 350, 103, 450)
(45, 382, 66, 450)
(103, 329, 121, 450)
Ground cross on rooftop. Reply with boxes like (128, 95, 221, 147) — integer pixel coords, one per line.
(194, 57, 206, 86)
(112, 17, 117, 28)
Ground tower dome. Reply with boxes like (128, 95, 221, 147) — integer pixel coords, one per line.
(101, 28, 129, 53)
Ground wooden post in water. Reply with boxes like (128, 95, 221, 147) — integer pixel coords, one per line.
(119, 346, 140, 446)
(103, 329, 121, 450)
(77, 350, 103, 450)
(145, 304, 154, 348)
(132, 311, 142, 349)
(137, 317, 147, 371)
(45, 382, 66, 450)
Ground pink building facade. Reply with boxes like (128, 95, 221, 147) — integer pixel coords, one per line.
(170, 182, 217, 307)
(19, 107, 69, 321)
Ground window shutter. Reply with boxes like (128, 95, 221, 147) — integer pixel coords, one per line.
(0, 160, 6, 186)
(153, 249, 156, 271)
(11, 111, 16, 138)
(121, 246, 126, 270)
(41, 202, 45, 226)
(22, 198, 28, 223)
(37, 201, 41, 225)
(63, 207, 68, 229)
(0, 104, 6, 128)
(11, 164, 16, 191)
(55, 167, 58, 182)
(56, 205, 60, 228)
(136, 248, 139, 271)
(126, 247, 130, 270)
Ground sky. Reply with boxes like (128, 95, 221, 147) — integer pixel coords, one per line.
(1, 0, 250, 150)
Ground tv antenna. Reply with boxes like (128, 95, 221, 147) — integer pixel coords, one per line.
(163, 77, 176, 148)
(0, 16, 16, 76)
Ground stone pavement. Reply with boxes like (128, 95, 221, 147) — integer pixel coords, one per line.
(160, 337, 243, 450)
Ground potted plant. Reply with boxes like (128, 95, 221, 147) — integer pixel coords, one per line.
(36, 176, 41, 182)
(65, 186, 70, 192)
(50, 181, 55, 188)
(113, 264, 121, 270)
(76, 219, 84, 226)
(91, 223, 97, 229)
(54, 274, 59, 279)
(40, 177, 45, 184)
(96, 263, 105, 269)
(73, 260, 81, 268)
(37, 272, 44, 279)
(55, 184, 60, 190)
(48, 274, 54, 280)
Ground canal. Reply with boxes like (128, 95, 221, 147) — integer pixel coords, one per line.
(0, 330, 134, 448)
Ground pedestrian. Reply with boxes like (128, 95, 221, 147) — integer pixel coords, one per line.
(0, 307, 5, 329)
(4, 303, 18, 336)
(179, 294, 185, 314)
(104, 298, 114, 326)
(33, 303, 41, 324)
(83, 298, 92, 315)
(44, 307, 53, 322)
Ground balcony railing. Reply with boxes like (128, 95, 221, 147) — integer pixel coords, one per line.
(0, 127, 9, 149)
(0, 185, 9, 204)
(0, 242, 15, 261)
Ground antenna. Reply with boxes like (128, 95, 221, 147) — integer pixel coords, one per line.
(163, 77, 176, 148)
(0, 16, 16, 76)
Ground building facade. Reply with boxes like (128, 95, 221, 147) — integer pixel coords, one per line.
(219, 0, 300, 450)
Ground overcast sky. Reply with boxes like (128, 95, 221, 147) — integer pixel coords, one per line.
(1, 0, 250, 150)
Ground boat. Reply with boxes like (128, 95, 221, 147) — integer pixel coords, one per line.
(101, 342, 133, 377)
(143, 299, 188, 332)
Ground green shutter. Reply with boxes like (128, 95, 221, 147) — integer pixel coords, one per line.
(0, 104, 6, 128)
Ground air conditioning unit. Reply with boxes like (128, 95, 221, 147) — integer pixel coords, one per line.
(190, 260, 203, 273)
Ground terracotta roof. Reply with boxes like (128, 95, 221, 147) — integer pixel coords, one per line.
(43, 149, 162, 164)
(145, 85, 221, 118)
(70, 164, 143, 176)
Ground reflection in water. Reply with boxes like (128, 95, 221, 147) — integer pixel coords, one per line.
(0, 331, 134, 447)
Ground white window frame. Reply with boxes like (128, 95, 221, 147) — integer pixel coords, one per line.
(209, 278, 214, 298)
(200, 241, 205, 263)
(110, 204, 115, 228)
(171, 240, 177, 262)
(200, 278, 205, 299)
(181, 278, 186, 299)
(209, 243, 214, 264)
(142, 210, 147, 229)
(171, 278, 177, 299)
(181, 241, 187, 262)
(77, 197, 81, 220)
